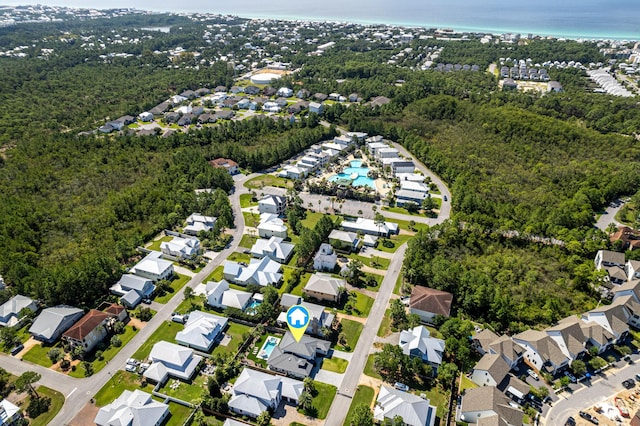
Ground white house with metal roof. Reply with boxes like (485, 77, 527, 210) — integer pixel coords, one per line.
(184, 213, 217, 236)
(399, 326, 445, 373)
(303, 273, 346, 303)
(251, 236, 295, 264)
(94, 389, 169, 426)
(160, 235, 201, 259)
(132, 251, 174, 282)
(29, 305, 84, 344)
(257, 213, 288, 239)
(373, 385, 437, 426)
(175, 311, 228, 352)
(223, 257, 283, 287)
(0, 295, 36, 327)
(110, 274, 155, 308)
(143, 341, 202, 384)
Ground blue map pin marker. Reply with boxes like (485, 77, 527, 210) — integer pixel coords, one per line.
(286, 305, 310, 342)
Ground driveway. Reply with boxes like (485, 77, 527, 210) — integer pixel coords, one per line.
(595, 199, 625, 232)
(315, 369, 344, 388)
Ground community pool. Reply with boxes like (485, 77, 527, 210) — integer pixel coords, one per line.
(328, 160, 376, 189)
(257, 336, 280, 360)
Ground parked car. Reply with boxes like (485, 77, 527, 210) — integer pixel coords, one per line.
(564, 371, 577, 383)
(126, 358, 137, 366)
(394, 382, 410, 391)
(142, 298, 151, 305)
(579, 411, 599, 424)
(527, 394, 543, 406)
(443, 195, 448, 201)
(623, 379, 636, 389)
(635, 373, 640, 381)
(125, 364, 137, 372)
(10, 344, 23, 356)
(565, 417, 576, 426)
(527, 369, 539, 381)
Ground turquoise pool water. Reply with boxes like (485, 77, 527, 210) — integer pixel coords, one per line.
(329, 161, 376, 189)
(246, 300, 262, 315)
(257, 336, 280, 360)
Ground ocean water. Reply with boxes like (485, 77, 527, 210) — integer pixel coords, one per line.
(7, 0, 640, 39)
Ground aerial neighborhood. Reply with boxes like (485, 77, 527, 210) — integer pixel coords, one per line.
(2, 4, 640, 426)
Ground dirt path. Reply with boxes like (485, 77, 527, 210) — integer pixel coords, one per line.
(127, 317, 147, 329)
(335, 312, 367, 324)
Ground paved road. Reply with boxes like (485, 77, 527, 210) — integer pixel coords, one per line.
(324, 243, 408, 426)
(544, 358, 640, 425)
(0, 173, 252, 425)
(595, 199, 625, 232)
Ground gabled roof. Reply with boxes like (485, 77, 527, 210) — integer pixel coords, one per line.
(222, 289, 253, 310)
(474, 354, 510, 384)
(513, 330, 568, 366)
(304, 273, 346, 297)
(473, 329, 499, 353)
(460, 387, 523, 426)
(399, 326, 445, 365)
(546, 316, 587, 357)
(228, 394, 268, 418)
(29, 305, 83, 341)
(0, 295, 35, 325)
(328, 229, 357, 243)
(258, 194, 285, 207)
(409, 286, 453, 317)
(233, 368, 282, 402)
(94, 389, 169, 426)
(133, 252, 173, 277)
(597, 249, 625, 266)
(250, 236, 295, 262)
(488, 335, 524, 362)
(63, 309, 109, 341)
(116, 274, 153, 293)
(276, 331, 331, 358)
(175, 311, 227, 351)
(280, 293, 302, 309)
(583, 300, 630, 337)
(373, 385, 436, 426)
(224, 257, 283, 287)
(205, 280, 229, 303)
(149, 341, 194, 367)
(580, 320, 615, 346)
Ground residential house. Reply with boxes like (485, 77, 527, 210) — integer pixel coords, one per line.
(229, 368, 303, 418)
(396, 189, 428, 207)
(164, 111, 180, 124)
(611, 226, 640, 251)
(348, 93, 361, 103)
(309, 102, 323, 114)
(547, 81, 563, 92)
(545, 316, 587, 361)
(0, 399, 22, 426)
(214, 110, 235, 121)
(581, 300, 630, 343)
(175, 311, 228, 352)
(209, 158, 239, 175)
(184, 213, 217, 236)
(170, 94, 188, 105)
(341, 217, 399, 237)
(373, 385, 437, 426)
(487, 335, 524, 370)
(180, 90, 196, 99)
(328, 229, 359, 252)
(236, 98, 251, 110)
(399, 326, 445, 373)
(0, 295, 36, 327)
(258, 195, 286, 216)
(376, 147, 400, 160)
(195, 88, 211, 97)
(367, 141, 388, 156)
(288, 101, 308, 114)
(244, 86, 260, 95)
(62, 309, 111, 353)
(580, 319, 616, 354)
(296, 89, 310, 99)
(94, 389, 169, 426)
(280, 294, 302, 310)
(132, 252, 174, 282)
(368, 96, 391, 108)
(250, 236, 295, 264)
(267, 332, 330, 378)
(459, 387, 523, 425)
(470, 353, 510, 388)
(471, 329, 499, 355)
(304, 273, 345, 303)
(138, 111, 154, 122)
(512, 330, 570, 375)
(595, 249, 627, 285)
(392, 161, 416, 175)
(223, 257, 283, 287)
(409, 286, 453, 324)
(205, 280, 252, 311)
(197, 113, 217, 124)
(278, 165, 305, 180)
(160, 235, 201, 259)
(612, 279, 640, 303)
(627, 261, 640, 281)
(29, 305, 84, 344)
(177, 114, 194, 126)
(277, 87, 293, 97)
(101, 303, 128, 323)
(257, 213, 288, 239)
(143, 341, 202, 384)
(396, 173, 425, 183)
(110, 274, 155, 308)
(149, 102, 170, 116)
(313, 93, 328, 102)
(277, 301, 334, 336)
(313, 243, 338, 271)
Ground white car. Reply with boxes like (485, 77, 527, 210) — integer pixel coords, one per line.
(126, 358, 137, 365)
(564, 371, 577, 383)
(527, 369, 539, 381)
(125, 364, 137, 372)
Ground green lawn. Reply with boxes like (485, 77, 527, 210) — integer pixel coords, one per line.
(227, 251, 251, 263)
(212, 322, 252, 356)
(301, 382, 336, 420)
(322, 357, 348, 373)
(22, 342, 58, 367)
(94, 371, 154, 406)
(238, 234, 258, 249)
(377, 309, 392, 337)
(423, 387, 449, 420)
(166, 402, 194, 426)
(363, 354, 382, 379)
(281, 266, 312, 296)
(242, 212, 260, 228)
(301, 211, 340, 229)
(342, 292, 374, 317)
(70, 325, 138, 378)
(239, 193, 257, 208)
(337, 319, 363, 352)
(393, 274, 405, 296)
(30, 386, 65, 426)
(376, 234, 413, 253)
(155, 273, 190, 304)
(244, 175, 293, 190)
(204, 265, 224, 283)
(362, 273, 383, 291)
(159, 375, 207, 402)
(381, 217, 430, 233)
(460, 375, 478, 392)
(344, 385, 375, 426)
(175, 295, 206, 314)
(132, 321, 183, 359)
(147, 235, 172, 251)
(349, 253, 390, 270)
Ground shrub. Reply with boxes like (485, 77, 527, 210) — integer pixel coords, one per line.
(26, 396, 50, 418)
(110, 335, 122, 347)
(382, 239, 395, 248)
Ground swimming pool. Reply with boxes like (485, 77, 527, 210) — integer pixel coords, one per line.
(328, 161, 376, 189)
(257, 336, 280, 360)
(245, 299, 262, 315)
